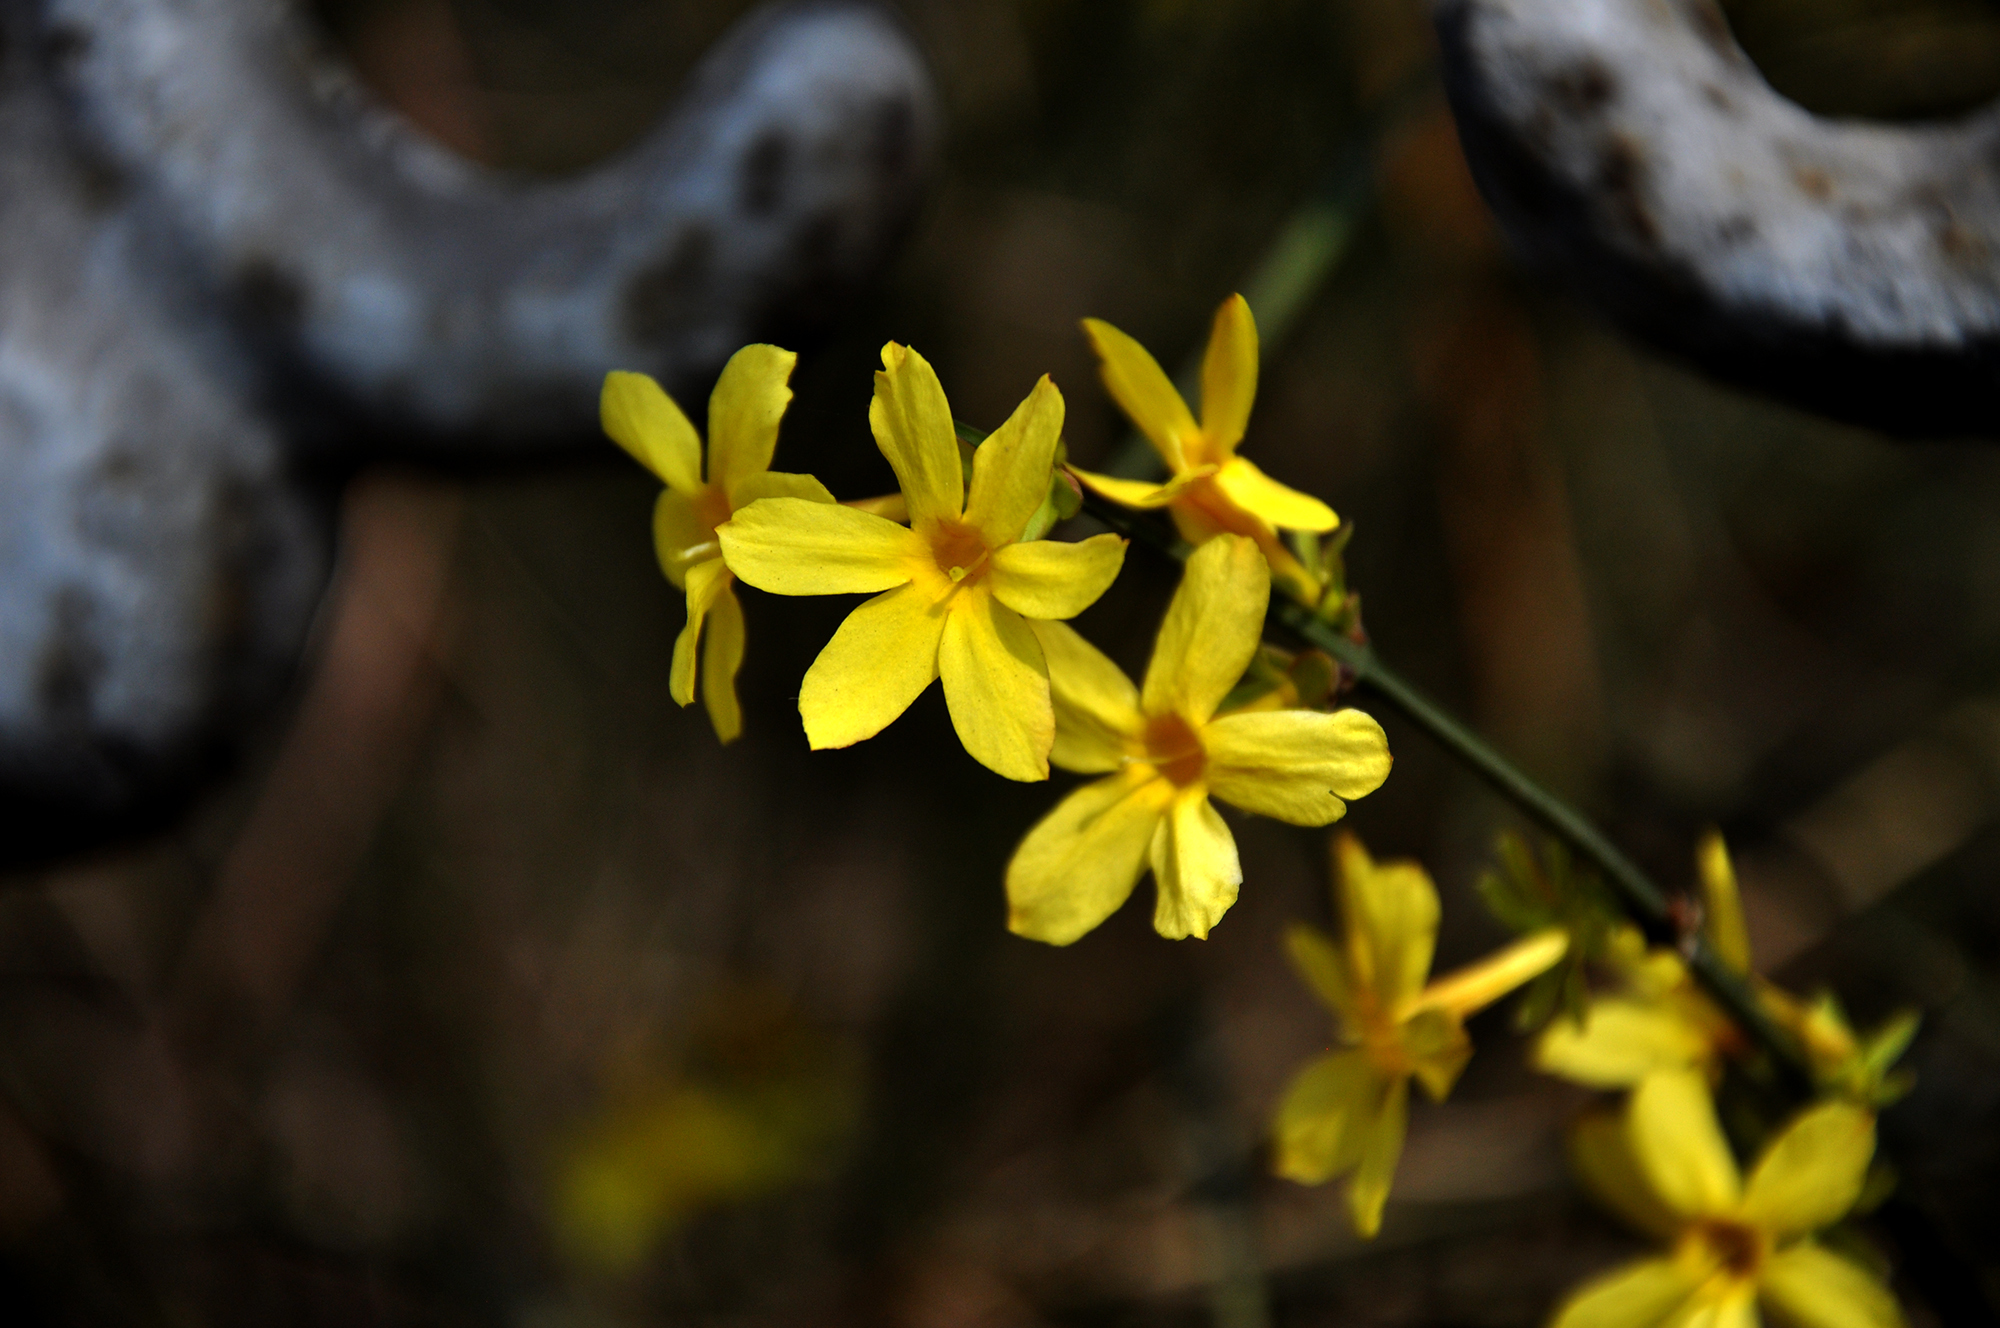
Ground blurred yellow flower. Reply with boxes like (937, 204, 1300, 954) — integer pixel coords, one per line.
(719, 343, 1126, 781)
(603, 346, 831, 743)
(1537, 833, 1916, 1105)
(1274, 833, 1567, 1237)
(1072, 294, 1335, 599)
(1553, 1069, 1903, 1328)
(553, 987, 858, 1274)
(1006, 535, 1391, 944)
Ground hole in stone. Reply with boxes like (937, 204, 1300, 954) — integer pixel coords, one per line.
(1721, 0, 2000, 121)
(312, 0, 760, 173)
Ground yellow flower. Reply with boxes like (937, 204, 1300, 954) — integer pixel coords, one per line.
(1552, 1069, 1904, 1328)
(718, 343, 1127, 781)
(1274, 833, 1568, 1237)
(1537, 834, 1915, 1105)
(1072, 294, 1336, 599)
(1006, 535, 1391, 944)
(604, 347, 834, 743)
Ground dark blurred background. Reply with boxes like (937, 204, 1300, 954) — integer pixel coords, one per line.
(5, 0, 2000, 1323)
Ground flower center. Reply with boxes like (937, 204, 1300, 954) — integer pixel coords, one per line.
(1685, 1220, 1767, 1281)
(927, 518, 992, 586)
(693, 483, 734, 539)
(1141, 714, 1206, 788)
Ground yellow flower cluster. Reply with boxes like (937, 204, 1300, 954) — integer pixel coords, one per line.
(1554, 1071, 1901, 1328)
(1537, 833, 1916, 1107)
(604, 299, 1392, 943)
(1515, 833, 1914, 1326)
(603, 306, 1915, 1328)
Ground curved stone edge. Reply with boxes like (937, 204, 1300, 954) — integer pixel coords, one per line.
(1434, 0, 2000, 437)
(43, 0, 940, 454)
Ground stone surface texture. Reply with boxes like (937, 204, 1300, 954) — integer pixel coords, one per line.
(0, 0, 936, 858)
(1434, 0, 2000, 436)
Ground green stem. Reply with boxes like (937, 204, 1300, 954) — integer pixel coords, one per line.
(1077, 491, 1814, 1089)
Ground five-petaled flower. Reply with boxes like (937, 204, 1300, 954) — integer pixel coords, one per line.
(1552, 1069, 1903, 1328)
(1072, 294, 1336, 600)
(1273, 833, 1567, 1238)
(719, 343, 1127, 781)
(603, 345, 831, 743)
(1005, 535, 1392, 945)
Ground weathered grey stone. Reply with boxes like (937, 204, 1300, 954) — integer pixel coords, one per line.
(0, 0, 937, 859)
(1434, 0, 2000, 436)
(0, 7, 331, 856)
(45, 0, 938, 453)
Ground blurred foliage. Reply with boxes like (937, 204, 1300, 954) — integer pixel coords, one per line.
(1479, 831, 1618, 1032)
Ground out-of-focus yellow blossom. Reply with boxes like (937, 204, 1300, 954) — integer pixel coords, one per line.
(1006, 536, 1390, 944)
(1537, 834, 1917, 1104)
(719, 343, 1126, 781)
(603, 346, 830, 743)
(1274, 834, 1567, 1237)
(553, 989, 858, 1274)
(1071, 294, 1336, 600)
(1552, 1069, 1904, 1328)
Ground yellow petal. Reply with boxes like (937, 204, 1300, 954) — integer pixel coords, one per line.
(1417, 929, 1569, 1020)
(869, 342, 963, 528)
(1149, 788, 1240, 940)
(1697, 830, 1753, 974)
(1740, 1101, 1874, 1240)
(1081, 317, 1199, 472)
(799, 582, 946, 749)
(1760, 1242, 1907, 1328)
(1202, 708, 1392, 826)
(1199, 294, 1258, 456)
(1332, 834, 1439, 1014)
(727, 469, 836, 508)
(937, 592, 1052, 783)
(1346, 1075, 1408, 1239)
(1568, 1104, 1687, 1242)
(603, 370, 702, 492)
(1029, 620, 1143, 774)
(671, 559, 732, 709)
(1284, 922, 1361, 1027)
(1212, 456, 1338, 532)
(1006, 766, 1173, 945)
(1628, 1070, 1741, 1220)
(706, 343, 796, 494)
(1271, 1048, 1377, 1184)
(1708, 1288, 1762, 1328)
(1068, 466, 1215, 510)
(1550, 1258, 1703, 1328)
(652, 488, 709, 589)
(1141, 534, 1268, 725)
(701, 582, 746, 744)
(965, 375, 1065, 545)
(845, 492, 909, 522)
(719, 498, 922, 596)
(1535, 997, 1716, 1090)
(987, 534, 1128, 621)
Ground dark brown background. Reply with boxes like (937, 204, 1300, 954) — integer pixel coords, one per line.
(4, 1, 2000, 1323)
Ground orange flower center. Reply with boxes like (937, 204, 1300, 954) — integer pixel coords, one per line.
(927, 518, 992, 586)
(693, 483, 734, 540)
(1141, 714, 1206, 788)
(1684, 1219, 1767, 1281)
